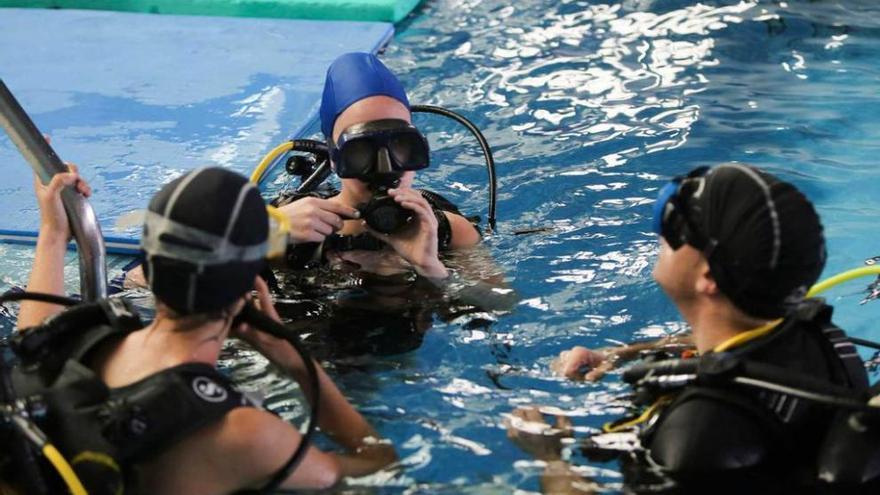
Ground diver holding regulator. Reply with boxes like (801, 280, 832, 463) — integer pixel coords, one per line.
(271, 52, 485, 280)
(253, 53, 514, 360)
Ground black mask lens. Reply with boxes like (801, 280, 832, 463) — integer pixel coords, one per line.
(333, 119, 430, 179)
(660, 167, 711, 251)
(339, 138, 377, 177)
(389, 132, 428, 170)
(662, 212, 687, 250)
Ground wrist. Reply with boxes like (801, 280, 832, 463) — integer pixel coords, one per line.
(37, 227, 70, 247)
(415, 259, 448, 279)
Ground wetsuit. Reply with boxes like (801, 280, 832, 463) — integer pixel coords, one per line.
(1, 299, 249, 495)
(636, 301, 869, 492)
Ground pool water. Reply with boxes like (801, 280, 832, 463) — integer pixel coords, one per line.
(3, 0, 880, 493)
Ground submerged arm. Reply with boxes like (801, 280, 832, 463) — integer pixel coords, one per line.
(233, 278, 397, 478)
(506, 407, 597, 494)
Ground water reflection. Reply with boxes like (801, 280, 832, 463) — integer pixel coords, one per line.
(3, 0, 880, 493)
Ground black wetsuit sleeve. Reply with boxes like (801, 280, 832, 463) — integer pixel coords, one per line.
(647, 392, 773, 473)
(418, 189, 480, 251)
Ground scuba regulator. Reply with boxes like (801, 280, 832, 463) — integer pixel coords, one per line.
(357, 174, 413, 234)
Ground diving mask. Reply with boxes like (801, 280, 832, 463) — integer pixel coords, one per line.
(330, 118, 430, 179)
(652, 166, 710, 251)
(329, 119, 429, 234)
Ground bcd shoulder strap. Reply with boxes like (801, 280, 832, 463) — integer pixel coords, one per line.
(792, 299, 869, 391)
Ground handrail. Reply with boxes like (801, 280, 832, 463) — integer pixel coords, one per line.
(0, 79, 107, 300)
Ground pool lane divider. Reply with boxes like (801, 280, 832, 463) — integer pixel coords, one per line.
(0, 230, 141, 256)
(0, 0, 422, 23)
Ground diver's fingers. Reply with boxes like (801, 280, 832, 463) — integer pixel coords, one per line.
(398, 199, 433, 221)
(300, 212, 334, 236)
(522, 407, 545, 423)
(77, 180, 92, 197)
(511, 408, 527, 419)
(310, 217, 335, 237)
(510, 407, 534, 423)
(46, 172, 79, 195)
(390, 190, 434, 223)
(314, 198, 360, 219)
(584, 360, 614, 382)
(398, 199, 435, 226)
(561, 347, 604, 377)
(554, 349, 581, 378)
(313, 208, 345, 231)
(61, 162, 93, 197)
(389, 188, 429, 208)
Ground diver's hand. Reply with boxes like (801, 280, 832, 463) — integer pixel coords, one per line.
(551, 346, 615, 382)
(33, 162, 91, 242)
(279, 197, 360, 244)
(506, 407, 573, 461)
(20, 159, 92, 330)
(233, 277, 307, 376)
(365, 188, 448, 279)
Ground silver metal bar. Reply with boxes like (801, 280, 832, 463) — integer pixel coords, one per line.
(0, 79, 107, 300)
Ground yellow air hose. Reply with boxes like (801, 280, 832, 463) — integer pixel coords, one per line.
(42, 444, 88, 495)
(9, 413, 88, 495)
(808, 265, 880, 298)
(250, 141, 294, 184)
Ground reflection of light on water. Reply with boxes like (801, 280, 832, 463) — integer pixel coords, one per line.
(209, 85, 285, 167)
(8, 1, 877, 494)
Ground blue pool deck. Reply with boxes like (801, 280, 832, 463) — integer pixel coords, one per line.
(0, 8, 393, 246)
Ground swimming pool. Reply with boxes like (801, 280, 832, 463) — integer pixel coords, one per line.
(3, 0, 880, 492)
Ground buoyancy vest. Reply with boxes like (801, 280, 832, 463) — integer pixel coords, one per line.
(585, 299, 873, 490)
(643, 300, 869, 471)
(2, 298, 249, 495)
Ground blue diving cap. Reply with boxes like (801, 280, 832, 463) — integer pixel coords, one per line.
(319, 52, 410, 138)
(652, 180, 679, 236)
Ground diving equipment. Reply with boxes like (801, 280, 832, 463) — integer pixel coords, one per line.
(0, 290, 321, 495)
(274, 188, 467, 269)
(256, 106, 497, 234)
(358, 177, 412, 234)
(330, 119, 430, 179)
(652, 166, 710, 251)
(613, 298, 878, 486)
(327, 118, 429, 234)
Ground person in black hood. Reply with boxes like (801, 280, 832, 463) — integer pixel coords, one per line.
(11, 166, 396, 494)
(508, 164, 870, 493)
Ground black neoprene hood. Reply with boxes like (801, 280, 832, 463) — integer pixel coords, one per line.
(141, 167, 268, 315)
(686, 164, 826, 319)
